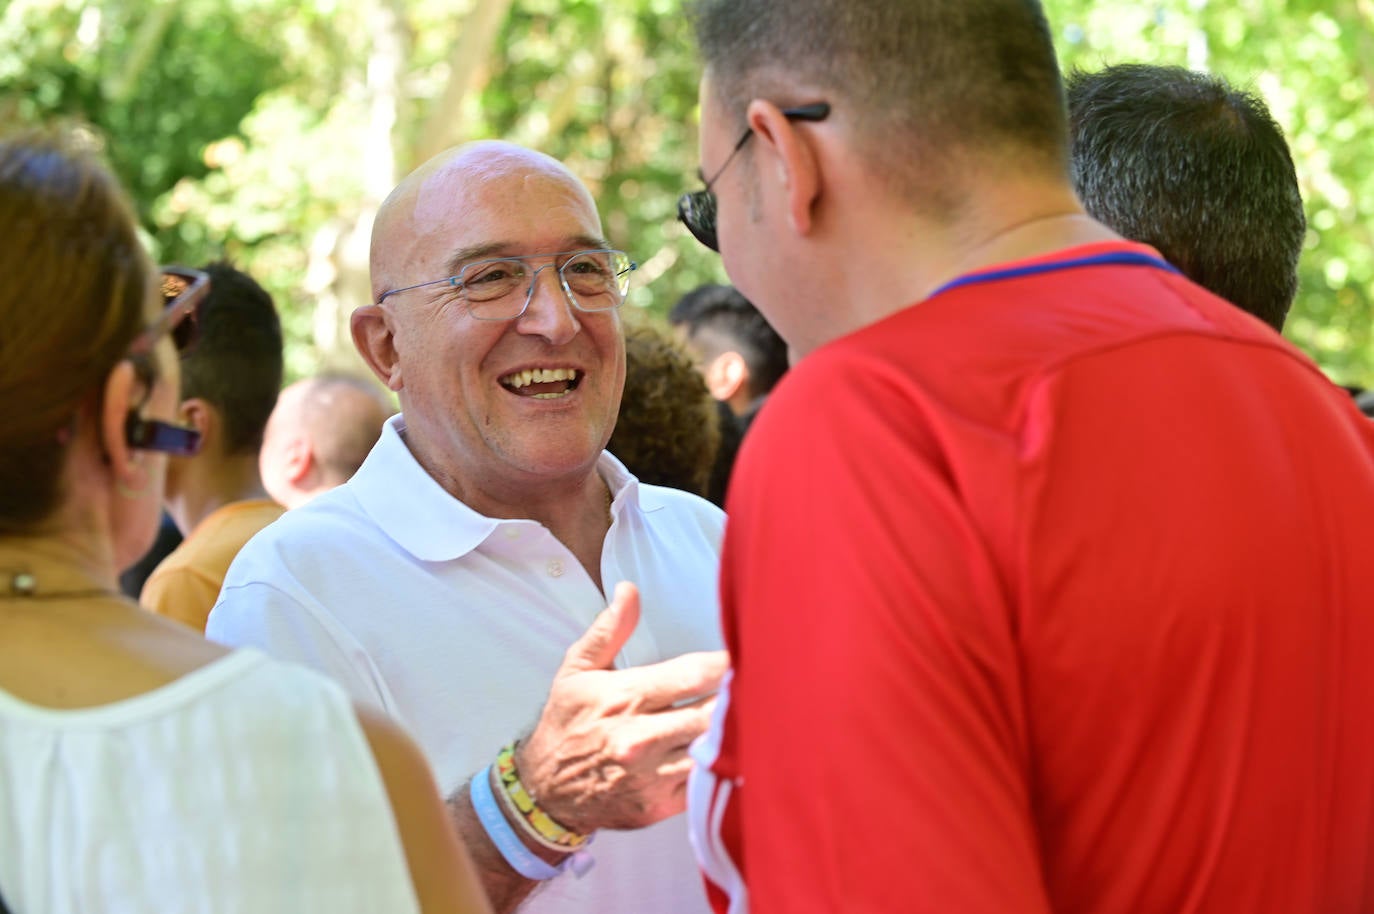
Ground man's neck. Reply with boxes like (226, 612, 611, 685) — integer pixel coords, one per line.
(166, 455, 271, 536)
(412, 442, 615, 594)
(796, 180, 1119, 358)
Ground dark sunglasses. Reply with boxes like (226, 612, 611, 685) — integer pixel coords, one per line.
(677, 102, 830, 252)
(123, 266, 210, 457)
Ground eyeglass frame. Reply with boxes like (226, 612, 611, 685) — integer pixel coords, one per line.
(124, 265, 210, 457)
(374, 248, 638, 321)
(677, 102, 830, 252)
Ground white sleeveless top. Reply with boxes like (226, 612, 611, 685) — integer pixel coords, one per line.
(0, 649, 419, 914)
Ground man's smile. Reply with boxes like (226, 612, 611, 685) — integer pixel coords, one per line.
(499, 366, 583, 399)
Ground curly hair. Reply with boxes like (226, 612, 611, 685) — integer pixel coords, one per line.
(609, 320, 722, 498)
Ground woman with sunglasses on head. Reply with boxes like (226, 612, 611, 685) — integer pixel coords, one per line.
(0, 129, 490, 914)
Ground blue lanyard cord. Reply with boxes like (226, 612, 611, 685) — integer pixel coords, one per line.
(929, 250, 1181, 299)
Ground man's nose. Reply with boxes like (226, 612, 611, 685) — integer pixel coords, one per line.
(515, 262, 580, 345)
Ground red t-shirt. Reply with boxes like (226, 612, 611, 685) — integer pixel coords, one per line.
(690, 242, 1374, 914)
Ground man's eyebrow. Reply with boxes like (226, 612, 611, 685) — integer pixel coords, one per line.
(443, 244, 508, 276)
(442, 237, 615, 276)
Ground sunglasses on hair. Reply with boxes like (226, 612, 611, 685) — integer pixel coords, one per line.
(123, 266, 210, 457)
(127, 266, 207, 357)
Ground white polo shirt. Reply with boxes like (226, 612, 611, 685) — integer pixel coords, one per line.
(207, 415, 723, 914)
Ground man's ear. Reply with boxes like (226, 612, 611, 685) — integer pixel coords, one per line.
(705, 351, 748, 403)
(352, 305, 404, 392)
(282, 435, 314, 486)
(180, 398, 216, 449)
(746, 99, 822, 237)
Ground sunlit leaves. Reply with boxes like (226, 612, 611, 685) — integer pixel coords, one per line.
(4, 0, 1369, 383)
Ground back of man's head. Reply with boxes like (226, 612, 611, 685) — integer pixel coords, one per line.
(301, 375, 393, 485)
(691, 0, 1069, 209)
(181, 261, 284, 456)
(670, 284, 788, 401)
(1067, 64, 1305, 331)
(260, 374, 393, 509)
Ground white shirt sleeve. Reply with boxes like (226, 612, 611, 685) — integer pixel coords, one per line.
(207, 579, 392, 713)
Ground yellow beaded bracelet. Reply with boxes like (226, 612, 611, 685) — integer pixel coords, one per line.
(494, 742, 592, 852)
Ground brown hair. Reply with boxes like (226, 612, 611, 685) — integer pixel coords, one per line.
(692, 0, 1070, 212)
(0, 127, 152, 533)
(609, 320, 722, 498)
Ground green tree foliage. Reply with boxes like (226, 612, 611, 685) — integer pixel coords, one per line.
(3, 0, 1371, 386)
(0, 0, 285, 233)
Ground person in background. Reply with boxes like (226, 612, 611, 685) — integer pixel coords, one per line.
(259, 374, 394, 510)
(118, 510, 181, 598)
(668, 284, 786, 504)
(608, 319, 722, 498)
(140, 262, 284, 631)
(0, 126, 490, 914)
(1067, 63, 1306, 332)
(207, 140, 726, 914)
(681, 0, 1374, 911)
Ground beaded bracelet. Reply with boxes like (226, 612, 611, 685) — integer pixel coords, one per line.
(495, 741, 593, 852)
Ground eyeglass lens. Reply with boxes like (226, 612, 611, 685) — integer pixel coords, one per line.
(678, 191, 720, 252)
(466, 251, 633, 320)
(678, 102, 831, 254)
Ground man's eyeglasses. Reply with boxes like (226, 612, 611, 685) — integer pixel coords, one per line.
(377, 249, 638, 321)
(124, 266, 210, 457)
(677, 102, 830, 252)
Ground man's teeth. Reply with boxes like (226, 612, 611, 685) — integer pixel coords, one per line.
(501, 367, 577, 389)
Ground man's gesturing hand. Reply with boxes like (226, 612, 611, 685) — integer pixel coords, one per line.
(515, 582, 728, 834)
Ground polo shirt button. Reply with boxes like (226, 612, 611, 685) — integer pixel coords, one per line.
(503, 526, 521, 539)
(547, 559, 564, 577)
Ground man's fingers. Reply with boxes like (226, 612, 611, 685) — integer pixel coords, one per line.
(617, 700, 717, 757)
(619, 649, 729, 709)
(559, 581, 641, 675)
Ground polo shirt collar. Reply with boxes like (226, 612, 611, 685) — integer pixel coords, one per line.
(351, 415, 647, 562)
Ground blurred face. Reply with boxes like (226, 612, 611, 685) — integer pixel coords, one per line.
(370, 147, 626, 497)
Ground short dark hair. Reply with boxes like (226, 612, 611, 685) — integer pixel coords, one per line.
(1067, 64, 1306, 331)
(181, 261, 283, 456)
(609, 321, 722, 497)
(669, 284, 788, 398)
(691, 0, 1069, 209)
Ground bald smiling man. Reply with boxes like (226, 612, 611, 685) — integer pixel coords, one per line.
(206, 142, 726, 914)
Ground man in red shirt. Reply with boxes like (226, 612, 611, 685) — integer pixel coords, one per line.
(678, 1, 1374, 912)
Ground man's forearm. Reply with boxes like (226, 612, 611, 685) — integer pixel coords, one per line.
(447, 775, 563, 914)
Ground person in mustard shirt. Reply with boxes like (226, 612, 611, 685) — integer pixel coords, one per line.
(141, 262, 285, 631)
